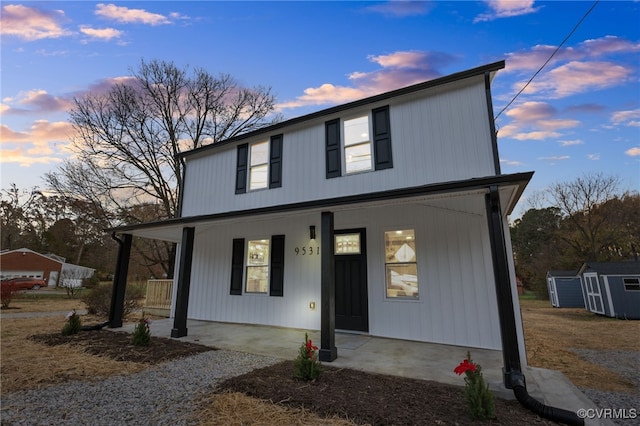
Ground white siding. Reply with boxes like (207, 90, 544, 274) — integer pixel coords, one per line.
(181, 77, 496, 217)
(185, 196, 502, 350)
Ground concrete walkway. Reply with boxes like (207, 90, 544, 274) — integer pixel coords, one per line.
(116, 318, 609, 425)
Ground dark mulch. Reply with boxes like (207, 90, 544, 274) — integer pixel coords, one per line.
(28, 330, 557, 425)
(217, 360, 558, 425)
(29, 329, 215, 364)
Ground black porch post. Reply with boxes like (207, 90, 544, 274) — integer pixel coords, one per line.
(319, 211, 338, 362)
(171, 227, 195, 338)
(485, 186, 523, 388)
(109, 233, 132, 328)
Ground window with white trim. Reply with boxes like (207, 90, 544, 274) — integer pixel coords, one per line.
(385, 229, 418, 299)
(623, 277, 640, 291)
(344, 116, 372, 174)
(246, 239, 269, 293)
(249, 141, 269, 190)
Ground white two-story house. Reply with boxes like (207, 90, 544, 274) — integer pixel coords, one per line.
(109, 60, 532, 378)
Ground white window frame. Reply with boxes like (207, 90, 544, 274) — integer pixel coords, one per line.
(245, 239, 270, 294)
(384, 229, 419, 300)
(248, 141, 269, 191)
(343, 114, 372, 174)
(623, 277, 640, 291)
(583, 273, 604, 314)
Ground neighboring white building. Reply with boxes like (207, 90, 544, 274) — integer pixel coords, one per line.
(0, 248, 95, 287)
(109, 61, 532, 379)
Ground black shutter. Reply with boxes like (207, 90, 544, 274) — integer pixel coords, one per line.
(235, 144, 248, 194)
(230, 238, 245, 295)
(270, 235, 285, 296)
(372, 106, 393, 170)
(325, 119, 341, 178)
(269, 134, 283, 188)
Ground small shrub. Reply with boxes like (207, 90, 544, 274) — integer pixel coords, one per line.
(82, 283, 144, 317)
(1, 284, 19, 309)
(293, 333, 321, 381)
(82, 275, 100, 289)
(454, 351, 495, 420)
(61, 310, 82, 336)
(131, 317, 151, 346)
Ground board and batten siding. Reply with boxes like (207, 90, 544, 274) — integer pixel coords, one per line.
(181, 197, 502, 350)
(181, 78, 496, 217)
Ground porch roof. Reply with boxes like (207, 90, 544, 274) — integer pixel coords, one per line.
(107, 171, 533, 242)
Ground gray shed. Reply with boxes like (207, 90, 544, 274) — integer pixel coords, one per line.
(578, 261, 640, 320)
(546, 270, 585, 308)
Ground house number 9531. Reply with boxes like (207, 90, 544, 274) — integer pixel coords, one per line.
(294, 246, 320, 255)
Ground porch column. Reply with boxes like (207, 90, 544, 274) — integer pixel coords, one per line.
(319, 211, 338, 362)
(485, 186, 523, 388)
(109, 233, 132, 328)
(171, 227, 195, 338)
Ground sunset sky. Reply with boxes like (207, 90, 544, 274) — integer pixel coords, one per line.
(1, 1, 638, 217)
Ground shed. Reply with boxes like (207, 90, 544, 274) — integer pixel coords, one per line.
(0, 248, 95, 287)
(578, 261, 640, 320)
(546, 271, 585, 308)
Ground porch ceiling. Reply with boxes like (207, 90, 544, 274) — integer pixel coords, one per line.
(108, 172, 532, 243)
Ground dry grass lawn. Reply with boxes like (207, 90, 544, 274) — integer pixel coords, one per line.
(2, 294, 638, 424)
(519, 298, 639, 392)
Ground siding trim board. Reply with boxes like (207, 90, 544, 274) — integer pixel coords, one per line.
(109, 172, 533, 239)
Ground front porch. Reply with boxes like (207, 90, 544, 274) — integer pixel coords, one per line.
(116, 318, 595, 415)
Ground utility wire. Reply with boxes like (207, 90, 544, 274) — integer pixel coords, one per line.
(494, 0, 600, 121)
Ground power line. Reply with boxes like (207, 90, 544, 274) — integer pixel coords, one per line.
(494, 0, 600, 121)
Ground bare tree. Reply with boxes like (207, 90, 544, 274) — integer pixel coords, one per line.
(546, 172, 630, 261)
(47, 59, 280, 222)
(45, 59, 281, 274)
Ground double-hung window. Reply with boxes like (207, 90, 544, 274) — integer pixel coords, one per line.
(230, 235, 285, 297)
(385, 229, 418, 299)
(249, 142, 269, 190)
(325, 105, 393, 179)
(246, 239, 269, 293)
(344, 116, 372, 173)
(235, 134, 283, 193)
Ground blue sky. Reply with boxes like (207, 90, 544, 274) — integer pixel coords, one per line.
(1, 1, 639, 217)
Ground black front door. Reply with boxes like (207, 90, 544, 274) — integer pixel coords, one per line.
(335, 229, 368, 332)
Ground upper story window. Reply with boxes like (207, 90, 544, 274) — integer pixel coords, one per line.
(344, 116, 372, 173)
(235, 134, 283, 194)
(249, 141, 269, 190)
(326, 105, 392, 179)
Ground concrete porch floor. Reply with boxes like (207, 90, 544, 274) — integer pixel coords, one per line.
(117, 318, 606, 425)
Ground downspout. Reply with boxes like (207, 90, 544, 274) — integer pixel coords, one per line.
(485, 187, 583, 426)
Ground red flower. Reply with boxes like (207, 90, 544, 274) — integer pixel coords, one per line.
(305, 339, 318, 358)
(454, 359, 477, 375)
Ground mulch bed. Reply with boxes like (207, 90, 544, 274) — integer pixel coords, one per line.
(28, 330, 557, 425)
(29, 329, 215, 364)
(218, 361, 557, 425)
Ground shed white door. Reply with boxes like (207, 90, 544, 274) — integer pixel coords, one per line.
(547, 278, 559, 307)
(583, 273, 604, 314)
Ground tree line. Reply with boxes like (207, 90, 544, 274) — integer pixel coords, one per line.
(510, 173, 639, 298)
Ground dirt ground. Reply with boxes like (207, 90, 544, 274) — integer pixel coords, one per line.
(2, 296, 638, 425)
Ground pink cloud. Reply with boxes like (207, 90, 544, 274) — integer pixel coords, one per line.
(525, 61, 631, 98)
(0, 121, 73, 166)
(79, 25, 123, 41)
(0, 4, 73, 41)
(499, 101, 579, 141)
(278, 51, 454, 110)
(95, 3, 170, 25)
(611, 109, 640, 127)
(2, 90, 73, 115)
(474, 0, 541, 23)
(625, 147, 640, 157)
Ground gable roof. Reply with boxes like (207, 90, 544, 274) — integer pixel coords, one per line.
(0, 248, 94, 272)
(178, 60, 506, 160)
(578, 261, 640, 276)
